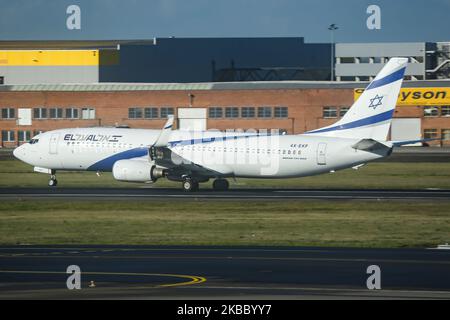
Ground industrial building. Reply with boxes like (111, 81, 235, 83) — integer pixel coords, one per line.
(1, 38, 450, 148)
(1, 80, 450, 148)
(0, 38, 330, 84)
(335, 42, 450, 81)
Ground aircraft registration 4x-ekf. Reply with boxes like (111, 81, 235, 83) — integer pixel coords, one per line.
(13, 58, 423, 191)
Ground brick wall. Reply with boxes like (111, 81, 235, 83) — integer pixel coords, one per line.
(1, 88, 449, 147)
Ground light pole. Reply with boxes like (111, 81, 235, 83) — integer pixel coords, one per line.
(328, 23, 338, 81)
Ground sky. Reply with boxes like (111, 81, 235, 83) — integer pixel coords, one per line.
(0, 0, 449, 43)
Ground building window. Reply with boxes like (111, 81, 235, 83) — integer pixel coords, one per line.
(49, 108, 63, 119)
(209, 107, 223, 118)
(341, 76, 357, 81)
(323, 106, 338, 118)
(373, 57, 382, 63)
(1, 108, 15, 119)
(423, 106, 439, 117)
(33, 108, 47, 119)
(18, 130, 31, 142)
(144, 107, 158, 119)
(160, 107, 174, 118)
(225, 107, 239, 118)
(441, 106, 450, 117)
(340, 107, 350, 117)
(359, 57, 370, 63)
(258, 107, 272, 118)
(424, 129, 438, 139)
(274, 107, 288, 118)
(128, 107, 143, 119)
(1, 130, 15, 142)
(340, 57, 355, 64)
(65, 108, 79, 119)
(81, 108, 95, 119)
(441, 129, 450, 141)
(241, 107, 255, 118)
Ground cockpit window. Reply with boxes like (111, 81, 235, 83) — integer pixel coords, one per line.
(29, 139, 39, 144)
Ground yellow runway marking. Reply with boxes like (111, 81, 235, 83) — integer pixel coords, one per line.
(0, 270, 206, 288)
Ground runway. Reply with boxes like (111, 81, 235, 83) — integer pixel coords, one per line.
(1, 187, 450, 201)
(0, 246, 449, 299)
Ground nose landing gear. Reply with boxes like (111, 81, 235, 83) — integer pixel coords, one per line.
(48, 174, 58, 187)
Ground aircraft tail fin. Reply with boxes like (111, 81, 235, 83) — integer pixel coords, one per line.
(307, 57, 408, 141)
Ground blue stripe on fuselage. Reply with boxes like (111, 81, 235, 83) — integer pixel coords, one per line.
(168, 134, 264, 147)
(87, 147, 148, 171)
(306, 109, 394, 134)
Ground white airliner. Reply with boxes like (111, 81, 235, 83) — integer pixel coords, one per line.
(13, 57, 422, 191)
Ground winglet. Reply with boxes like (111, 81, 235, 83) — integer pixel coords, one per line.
(153, 115, 174, 147)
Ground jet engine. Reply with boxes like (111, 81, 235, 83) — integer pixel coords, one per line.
(112, 160, 165, 182)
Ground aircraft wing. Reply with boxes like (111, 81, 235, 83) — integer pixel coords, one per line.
(150, 145, 224, 178)
(149, 116, 226, 178)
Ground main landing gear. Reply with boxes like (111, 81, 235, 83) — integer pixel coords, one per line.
(181, 177, 229, 192)
(48, 174, 58, 187)
(212, 178, 229, 191)
(182, 177, 199, 192)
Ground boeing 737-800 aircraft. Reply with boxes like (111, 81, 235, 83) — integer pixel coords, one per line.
(13, 58, 422, 191)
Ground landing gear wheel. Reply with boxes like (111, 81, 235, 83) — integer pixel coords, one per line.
(182, 178, 199, 192)
(48, 174, 57, 187)
(213, 179, 229, 191)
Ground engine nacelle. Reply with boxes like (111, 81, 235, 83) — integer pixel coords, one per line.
(112, 160, 165, 182)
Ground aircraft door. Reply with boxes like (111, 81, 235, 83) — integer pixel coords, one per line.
(49, 133, 60, 155)
(317, 142, 327, 165)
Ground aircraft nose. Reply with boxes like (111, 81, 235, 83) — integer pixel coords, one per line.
(13, 145, 25, 161)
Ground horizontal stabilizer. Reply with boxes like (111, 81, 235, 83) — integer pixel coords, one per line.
(391, 138, 440, 147)
(352, 139, 391, 152)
